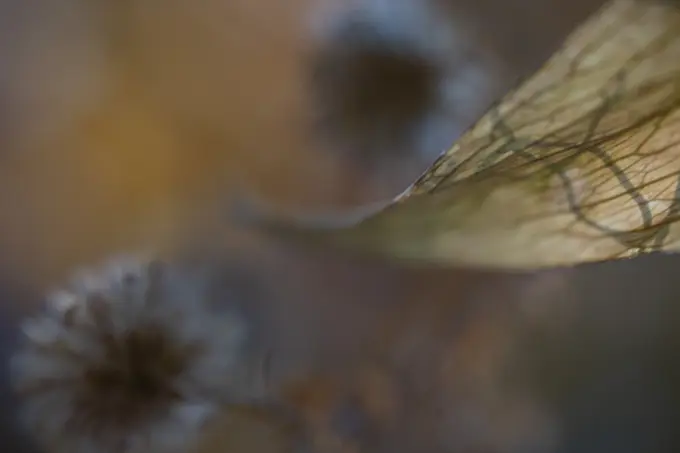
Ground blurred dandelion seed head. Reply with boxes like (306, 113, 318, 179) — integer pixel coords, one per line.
(308, 0, 504, 164)
(11, 255, 250, 453)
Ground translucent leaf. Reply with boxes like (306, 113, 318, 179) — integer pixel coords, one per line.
(241, 0, 680, 270)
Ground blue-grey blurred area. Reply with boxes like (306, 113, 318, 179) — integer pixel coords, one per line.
(5, 1, 680, 453)
(188, 248, 680, 453)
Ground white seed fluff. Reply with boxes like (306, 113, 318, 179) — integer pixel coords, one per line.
(11, 255, 249, 453)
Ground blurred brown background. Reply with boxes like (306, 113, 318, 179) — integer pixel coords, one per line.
(3, 1, 680, 452)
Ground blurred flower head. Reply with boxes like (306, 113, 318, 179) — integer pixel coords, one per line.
(11, 255, 250, 453)
(308, 0, 506, 167)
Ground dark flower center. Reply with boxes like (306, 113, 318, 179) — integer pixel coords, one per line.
(78, 325, 198, 429)
(310, 20, 442, 155)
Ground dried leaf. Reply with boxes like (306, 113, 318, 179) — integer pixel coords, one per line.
(243, 0, 680, 270)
